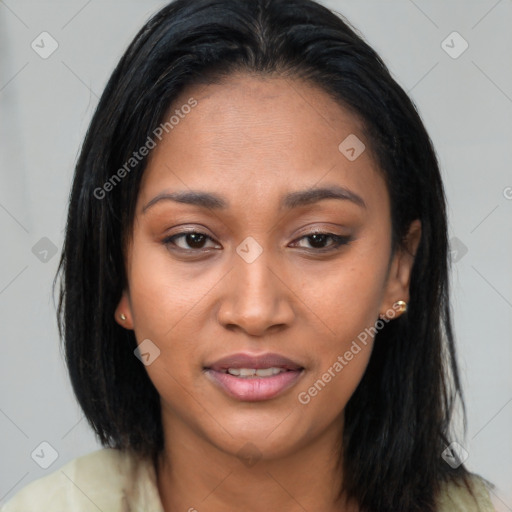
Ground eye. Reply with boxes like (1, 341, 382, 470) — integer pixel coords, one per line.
(291, 232, 351, 251)
(162, 230, 350, 253)
(163, 231, 220, 251)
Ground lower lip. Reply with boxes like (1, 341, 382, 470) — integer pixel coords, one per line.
(204, 369, 304, 401)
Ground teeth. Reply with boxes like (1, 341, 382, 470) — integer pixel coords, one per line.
(226, 367, 286, 378)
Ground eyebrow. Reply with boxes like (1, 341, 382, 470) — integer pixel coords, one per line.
(142, 185, 366, 213)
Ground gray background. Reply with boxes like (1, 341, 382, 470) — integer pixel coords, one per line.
(0, 0, 511, 508)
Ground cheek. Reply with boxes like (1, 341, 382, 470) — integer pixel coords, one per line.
(126, 241, 216, 394)
(294, 270, 378, 424)
(296, 343, 372, 420)
(298, 249, 389, 342)
(292, 244, 389, 410)
(127, 238, 210, 337)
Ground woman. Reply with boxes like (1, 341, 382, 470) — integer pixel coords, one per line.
(1, 0, 496, 510)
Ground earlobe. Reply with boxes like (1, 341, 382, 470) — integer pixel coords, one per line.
(115, 290, 134, 329)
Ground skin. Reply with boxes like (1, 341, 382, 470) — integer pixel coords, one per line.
(115, 73, 421, 512)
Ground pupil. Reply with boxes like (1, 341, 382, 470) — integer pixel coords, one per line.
(308, 234, 327, 248)
(187, 233, 205, 248)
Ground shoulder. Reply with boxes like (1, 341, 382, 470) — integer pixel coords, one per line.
(437, 473, 496, 512)
(0, 448, 163, 512)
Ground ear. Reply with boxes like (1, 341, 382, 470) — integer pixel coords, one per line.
(379, 219, 422, 317)
(114, 290, 134, 329)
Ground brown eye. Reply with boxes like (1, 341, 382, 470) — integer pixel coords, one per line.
(293, 233, 351, 250)
(163, 232, 220, 251)
(305, 234, 330, 249)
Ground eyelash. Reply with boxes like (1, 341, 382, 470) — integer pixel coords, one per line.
(162, 230, 352, 254)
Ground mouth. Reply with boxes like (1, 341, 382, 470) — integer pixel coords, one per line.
(204, 352, 305, 402)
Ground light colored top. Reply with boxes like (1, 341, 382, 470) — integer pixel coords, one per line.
(1, 448, 495, 511)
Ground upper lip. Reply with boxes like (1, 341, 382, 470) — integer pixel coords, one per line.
(205, 352, 304, 371)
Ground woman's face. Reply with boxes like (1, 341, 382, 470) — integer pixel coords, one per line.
(117, 73, 419, 462)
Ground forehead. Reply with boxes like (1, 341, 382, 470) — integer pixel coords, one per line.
(139, 73, 387, 216)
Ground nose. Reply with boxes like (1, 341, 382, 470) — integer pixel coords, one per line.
(216, 249, 295, 337)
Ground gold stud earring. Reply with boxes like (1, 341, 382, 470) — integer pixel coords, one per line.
(380, 300, 408, 321)
(394, 300, 407, 315)
(119, 313, 127, 321)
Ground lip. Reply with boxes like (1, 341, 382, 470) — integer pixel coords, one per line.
(204, 352, 305, 402)
(205, 352, 303, 371)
